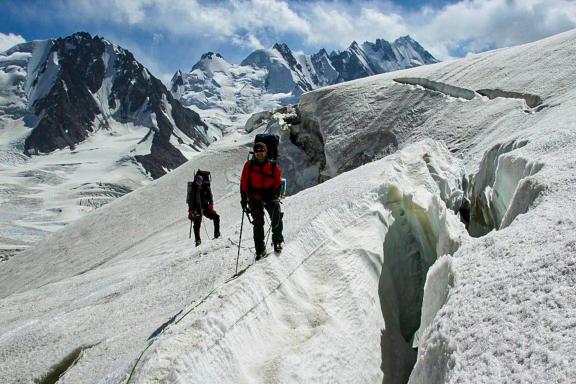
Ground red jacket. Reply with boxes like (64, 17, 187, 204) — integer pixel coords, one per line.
(241, 160, 282, 201)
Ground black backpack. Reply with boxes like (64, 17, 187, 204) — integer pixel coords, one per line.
(254, 134, 279, 161)
(187, 169, 212, 204)
(195, 169, 211, 185)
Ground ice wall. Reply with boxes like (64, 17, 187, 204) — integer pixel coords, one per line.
(375, 141, 466, 384)
(476, 89, 543, 109)
(393, 78, 476, 100)
(467, 139, 545, 236)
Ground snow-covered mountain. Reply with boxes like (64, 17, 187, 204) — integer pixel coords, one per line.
(2, 32, 213, 175)
(2, 28, 576, 384)
(170, 36, 437, 129)
(0, 32, 212, 257)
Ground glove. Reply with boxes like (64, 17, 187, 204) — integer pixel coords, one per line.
(188, 210, 195, 220)
(271, 189, 281, 202)
(207, 203, 214, 211)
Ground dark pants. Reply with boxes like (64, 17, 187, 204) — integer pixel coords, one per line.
(193, 206, 220, 242)
(248, 198, 283, 255)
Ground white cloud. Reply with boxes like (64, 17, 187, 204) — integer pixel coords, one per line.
(17, 0, 576, 62)
(50, 0, 310, 40)
(412, 0, 576, 59)
(0, 33, 26, 52)
(232, 34, 264, 50)
(303, 5, 408, 48)
(298, 0, 576, 59)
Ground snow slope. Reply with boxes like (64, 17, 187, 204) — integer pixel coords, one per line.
(1, 29, 576, 384)
(0, 133, 464, 384)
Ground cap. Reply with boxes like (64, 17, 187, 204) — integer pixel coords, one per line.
(254, 142, 267, 152)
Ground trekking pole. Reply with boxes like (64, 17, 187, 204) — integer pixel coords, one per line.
(189, 220, 192, 239)
(235, 211, 245, 275)
(203, 220, 212, 240)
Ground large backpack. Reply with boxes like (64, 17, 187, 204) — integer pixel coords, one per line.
(186, 169, 212, 204)
(195, 169, 211, 185)
(249, 134, 287, 197)
(254, 134, 279, 161)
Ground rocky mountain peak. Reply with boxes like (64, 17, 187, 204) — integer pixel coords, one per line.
(272, 42, 291, 53)
(5, 32, 210, 179)
(395, 35, 415, 44)
(171, 35, 438, 128)
(272, 42, 299, 69)
(313, 48, 329, 58)
(199, 52, 224, 60)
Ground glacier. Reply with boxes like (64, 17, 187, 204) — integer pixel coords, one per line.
(0, 28, 576, 384)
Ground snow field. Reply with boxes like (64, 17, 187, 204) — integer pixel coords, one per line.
(0, 118, 155, 255)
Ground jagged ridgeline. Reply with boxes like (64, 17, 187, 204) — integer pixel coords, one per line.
(170, 36, 438, 115)
(1, 32, 211, 179)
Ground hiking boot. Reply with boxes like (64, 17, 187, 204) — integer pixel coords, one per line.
(273, 241, 283, 253)
(255, 249, 267, 261)
(195, 239, 202, 247)
(214, 231, 221, 239)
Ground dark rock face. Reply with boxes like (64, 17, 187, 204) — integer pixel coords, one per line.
(273, 43, 313, 94)
(273, 43, 301, 72)
(310, 49, 338, 86)
(370, 39, 396, 62)
(26, 33, 105, 154)
(170, 70, 185, 94)
(330, 43, 375, 82)
(395, 36, 438, 65)
(22, 32, 209, 179)
(330, 36, 439, 83)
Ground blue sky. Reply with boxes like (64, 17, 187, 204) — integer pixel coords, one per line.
(1, 0, 575, 83)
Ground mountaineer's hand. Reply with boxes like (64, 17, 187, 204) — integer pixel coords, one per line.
(272, 189, 281, 202)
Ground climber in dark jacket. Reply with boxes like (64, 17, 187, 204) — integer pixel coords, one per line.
(188, 175, 220, 246)
(240, 142, 284, 258)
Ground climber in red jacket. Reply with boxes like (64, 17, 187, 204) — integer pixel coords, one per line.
(240, 142, 284, 258)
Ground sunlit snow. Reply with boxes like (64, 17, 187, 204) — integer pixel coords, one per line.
(1, 29, 576, 384)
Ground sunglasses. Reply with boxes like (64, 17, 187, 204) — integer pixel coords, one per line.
(254, 148, 267, 153)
